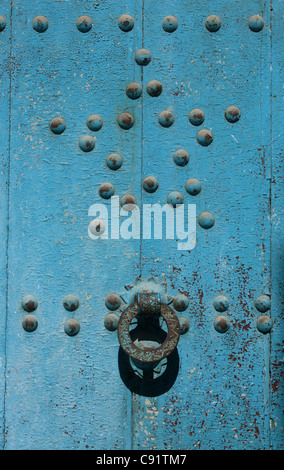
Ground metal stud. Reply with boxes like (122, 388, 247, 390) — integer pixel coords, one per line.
(213, 295, 229, 312)
(104, 313, 120, 331)
(22, 295, 38, 312)
(159, 110, 174, 128)
(142, 176, 159, 193)
(79, 135, 95, 152)
(196, 129, 213, 146)
(106, 153, 123, 170)
(49, 117, 66, 135)
(254, 295, 271, 313)
(62, 294, 79, 312)
(146, 80, 163, 97)
(214, 315, 230, 333)
(248, 15, 265, 32)
(118, 112, 135, 130)
(225, 106, 241, 123)
(135, 49, 152, 66)
(64, 319, 80, 337)
(179, 317, 189, 335)
(173, 294, 189, 312)
(87, 114, 103, 131)
(198, 212, 215, 229)
(167, 191, 184, 208)
(188, 109, 205, 126)
(205, 15, 221, 32)
(105, 293, 121, 311)
(32, 16, 49, 33)
(162, 16, 178, 33)
(118, 14, 134, 32)
(185, 179, 202, 196)
(126, 82, 142, 100)
(22, 314, 38, 333)
(120, 194, 137, 211)
(76, 16, 92, 33)
(0, 17, 7, 32)
(88, 218, 106, 237)
(256, 315, 273, 334)
(173, 149, 190, 167)
(98, 182, 115, 199)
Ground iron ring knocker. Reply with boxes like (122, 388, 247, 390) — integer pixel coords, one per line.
(117, 293, 180, 365)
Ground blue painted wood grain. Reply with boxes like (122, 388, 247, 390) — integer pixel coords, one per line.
(0, 0, 282, 450)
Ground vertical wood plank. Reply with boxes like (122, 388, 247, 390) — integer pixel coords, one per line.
(4, 0, 142, 449)
(133, 0, 273, 449)
(0, 0, 12, 449)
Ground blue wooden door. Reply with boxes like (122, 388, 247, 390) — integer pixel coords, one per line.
(0, 0, 283, 450)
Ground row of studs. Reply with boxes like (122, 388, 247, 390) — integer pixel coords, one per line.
(103, 312, 273, 335)
(50, 106, 240, 136)
(117, 14, 266, 34)
(21, 312, 273, 336)
(19, 293, 272, 335)
(0, 14, 264, 34)
(104, 293, 272, 313)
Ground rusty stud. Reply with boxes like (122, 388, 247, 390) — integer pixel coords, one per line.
(0, 17, 7, 32)
(50, 117, 66, 135)
(173, 149, 190, 167)
(214, 315, 230, 333)
(32, 16, 49, 33)
(179, 317, 189, 335)
(173, 294, 189, 312)
(188, 109, 205, 126)
(142, 176, 159, 193)
(167, 191, 184, 208)
(126, 82, 142, 100)
(248, 15, 265, 32)
(196, 129, 213, 146)
(185, 178, 202, 196)
(118, 14, 134, 32)
(159, 110, 174, 128)
(213, 295, 229, 312)
(118, 112, 134, 130)
(98, 182, 115, 199)
(254, 295, 271, 313)
(64, 319, 80, 337)
(205, 15, 221, 32)
(88, 218, 106, 237)
(105, 293, 121, 311)
(79, 135, 95, 152)
(162, 16, 178, 33)
(22, 314, 38, 333)
(135, 49, 152, 66)
(87, 114, 103, 131)
(225, 106, 241, 123)
(106, 153, 123, 170)
(256, 315, 273, 334)
(146, 80, 163, 97)
(63, 294, 79, 312)
(120, 194, 137, 211)
(198, 212, 215, 229)
(22, 295, 38, 313)
(104, 313, 120, 331)
(76, 16, 92, 33)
